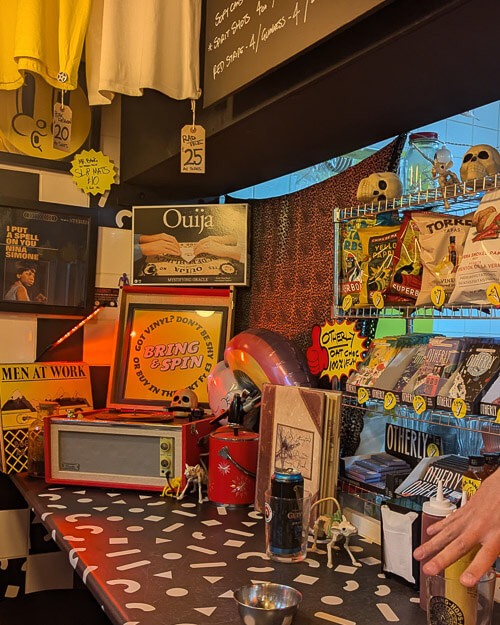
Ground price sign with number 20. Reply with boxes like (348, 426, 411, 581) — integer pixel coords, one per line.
(181, 124, 205, 174)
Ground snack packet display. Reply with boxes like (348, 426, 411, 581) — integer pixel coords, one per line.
(449, 189, 500, 305)
(389, 213, 422, 301)
(413, 211, 474, 307)
(341, 214, 400, 305)
(347, 337, 401, 389)
(358, 223, 404, 305)
(341, 217, 377, 304)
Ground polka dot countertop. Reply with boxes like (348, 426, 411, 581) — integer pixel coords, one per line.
(13, 474, 430, 625)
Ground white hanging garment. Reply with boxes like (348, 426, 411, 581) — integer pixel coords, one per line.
(85, 0, 202, 106)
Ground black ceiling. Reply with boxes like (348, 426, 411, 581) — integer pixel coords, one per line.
(119, 0, 500, 202)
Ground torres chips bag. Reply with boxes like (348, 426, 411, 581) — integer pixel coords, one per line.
(413, 211, 474, 307)
(449, 189, 500, 305)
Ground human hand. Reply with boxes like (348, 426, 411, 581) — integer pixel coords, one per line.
(34, 293, 47, 302)
(193, 237, 241, 261)
(306, 325, 328, 375)
(413, 470, 500, 587)
(139, 233, 181, 256)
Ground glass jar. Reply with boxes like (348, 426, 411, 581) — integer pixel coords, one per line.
(400, 132, 440, 195)
(27, 401, 59, 478)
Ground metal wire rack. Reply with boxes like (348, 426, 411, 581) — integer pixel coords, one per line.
(333, 304, 500, 320)
(337, 478, 421, 512)
(342, 394, 500, 437)
(337, 174, 500, 221)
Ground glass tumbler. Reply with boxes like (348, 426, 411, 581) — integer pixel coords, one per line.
(264, 490, 311, 563)
(427, 569, 496, 625)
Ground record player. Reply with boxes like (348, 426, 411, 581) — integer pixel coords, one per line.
(45, 286, 234, 491)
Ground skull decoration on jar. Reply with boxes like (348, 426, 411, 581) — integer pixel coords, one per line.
(170, 388, 198, 417)
(460, 144, 500, 183)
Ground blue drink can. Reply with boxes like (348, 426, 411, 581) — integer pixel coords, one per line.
(265, 468, 304, 556)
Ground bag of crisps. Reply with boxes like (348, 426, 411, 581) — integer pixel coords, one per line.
(389, 213, 422, 301)
(413, 211, 474, 307)
(358, 223, 404, 306)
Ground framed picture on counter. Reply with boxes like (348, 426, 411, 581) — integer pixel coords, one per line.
(0, 198, 97, 316)
(132, 204, 249, 286)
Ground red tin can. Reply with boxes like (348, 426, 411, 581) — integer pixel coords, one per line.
(208, 424, 259, 506)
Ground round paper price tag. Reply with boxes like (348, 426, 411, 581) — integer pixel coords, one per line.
(384, 392, 396, 411)
(413, 395, 426, 415)
(427, 443, 440, 457)
(372, 291, 384, 309)
(357, 387, 369, 405)
(452, 398, 467, 419)
(342, 295, 353, 311)
(486, 283, 500, 306)
(431, 286, 446, 309)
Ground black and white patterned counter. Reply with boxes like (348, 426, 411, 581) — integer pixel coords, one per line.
(12, 474, 433, 625)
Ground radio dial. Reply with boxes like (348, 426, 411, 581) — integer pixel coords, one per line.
(161, 459, 171, 468)
(160, 441, 171, 451)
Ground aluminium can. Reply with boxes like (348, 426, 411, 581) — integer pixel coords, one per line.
(265, 468, 304, 556)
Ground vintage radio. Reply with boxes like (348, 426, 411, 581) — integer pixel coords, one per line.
(45, 411, 214, 491)
(44, 286, 234, 490)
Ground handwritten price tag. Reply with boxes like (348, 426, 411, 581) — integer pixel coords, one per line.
(452, 398, 467, 419)
(413, 395, 426, 415)
(70, 149, 115, 195)
(384, 392, 396, 411)
(372, 291, 384, 309)
(53, 102, 72, 152)
(427, 443, 440, 457)
(486, 283, 500, 306)
(431, 286, 446, 309)
(342, 295, 353, 311)
(358, 387, 369, 405)
(181, 125, 205, 174)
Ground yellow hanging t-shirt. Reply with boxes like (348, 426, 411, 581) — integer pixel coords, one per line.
(0, 0, 91, 91)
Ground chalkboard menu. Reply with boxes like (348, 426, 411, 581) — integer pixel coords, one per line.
(203, 0, 387, 107)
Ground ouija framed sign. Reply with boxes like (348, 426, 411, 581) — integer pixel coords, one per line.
(132, 204, 249, 286)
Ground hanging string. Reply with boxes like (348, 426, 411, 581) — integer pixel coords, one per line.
(60, 89, 65, 111)
(191, 99, 196, 132)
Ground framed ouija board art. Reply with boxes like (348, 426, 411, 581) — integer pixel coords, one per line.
(132, 204, 249, 286)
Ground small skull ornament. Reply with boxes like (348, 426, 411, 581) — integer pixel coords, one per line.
(460, 144, 500, 182)
(356, 172, 403, 204)
(170, 388, 198, 416)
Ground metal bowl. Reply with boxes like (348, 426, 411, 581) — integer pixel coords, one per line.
(234, 583, 302, 625)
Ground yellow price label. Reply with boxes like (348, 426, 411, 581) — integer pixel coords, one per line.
(71, 149, 116, 195)
(452, 398, 467, 419)
(342, 295, 353, 311)
(372, 291, 384, 309)
(384, 392, 396, 411)
(427, 443, 440, 457)
(496, 408, 500, 424)
(357, 387, 369, 404)
(413, 395, 426, 415)
(486, 283, 500, 306)
(431, 286, 446, 309)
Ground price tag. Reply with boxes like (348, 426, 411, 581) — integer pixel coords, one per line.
(431, 286, 446, 309)
(53, 102, 72, 152)
(342, 295, 353, 311)
(427, 443, 440, 457)
(357, 387, 369, 405)
(384, 392, 396, 411)
(496, 408, 500, 424)
(70, 149, 116, 195)
(486, 283, 500, 306)
(181, 124, 205, 174)
(413, 395, 426, 415)
(372, 291, 384, 309)
(452, 398, 467, 419)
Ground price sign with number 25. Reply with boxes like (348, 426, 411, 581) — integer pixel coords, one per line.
(181, 124, 205, 174)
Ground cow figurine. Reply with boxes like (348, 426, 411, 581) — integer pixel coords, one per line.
(310, 497, 362, 568)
